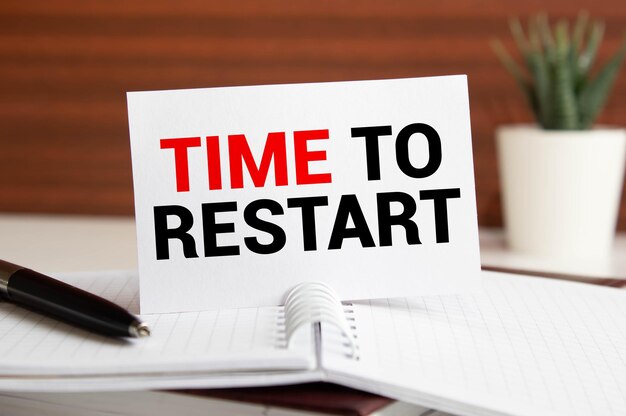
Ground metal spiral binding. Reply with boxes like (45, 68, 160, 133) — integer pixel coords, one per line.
(274, 309, 287, 348)
(282, 282, 358, 358)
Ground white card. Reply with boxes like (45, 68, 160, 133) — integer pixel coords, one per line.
(127, 76, 480, 313)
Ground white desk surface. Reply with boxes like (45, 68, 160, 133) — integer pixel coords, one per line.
(1, 213, 625, 281)
(0, 214, 138, 273)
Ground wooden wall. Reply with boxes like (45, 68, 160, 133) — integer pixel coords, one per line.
(2, 0, 626, 228)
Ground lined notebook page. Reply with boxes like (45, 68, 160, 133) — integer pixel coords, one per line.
(323, 271, 626, 416)
(0, 271, 312, 379)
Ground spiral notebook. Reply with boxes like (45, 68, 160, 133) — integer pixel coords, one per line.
(1, 270, 626, 416)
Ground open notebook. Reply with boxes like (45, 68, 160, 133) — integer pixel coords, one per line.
(1, 271, 626, 416)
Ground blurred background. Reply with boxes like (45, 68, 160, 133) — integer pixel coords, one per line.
(2, 0, 626, 230)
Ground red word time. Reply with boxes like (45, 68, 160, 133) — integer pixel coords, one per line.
(159, 129, 332, 192)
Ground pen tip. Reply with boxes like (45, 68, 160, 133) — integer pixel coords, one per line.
(137, 324, 151, 337)
(130, 321, 151, 338)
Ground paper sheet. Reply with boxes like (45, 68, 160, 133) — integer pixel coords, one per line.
(127, 76, 480, 313)
(323, 272, 626, 416)
(0, 271, 313, 387)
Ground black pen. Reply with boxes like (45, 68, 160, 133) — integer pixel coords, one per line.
(0, 259, 150, 338)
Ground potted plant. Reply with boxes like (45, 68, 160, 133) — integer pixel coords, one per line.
(491, 13, 626, 272)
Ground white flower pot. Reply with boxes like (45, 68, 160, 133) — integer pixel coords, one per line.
(496, 124, 626, 271)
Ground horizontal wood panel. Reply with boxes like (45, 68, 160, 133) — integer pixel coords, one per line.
(4, 1, 626, 18)
(1, 0, 626, 230)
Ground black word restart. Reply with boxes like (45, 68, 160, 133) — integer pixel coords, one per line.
(153, 188, 460, 260)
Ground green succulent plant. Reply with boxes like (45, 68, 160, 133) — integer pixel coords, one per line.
(491, 12, 626, 130)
